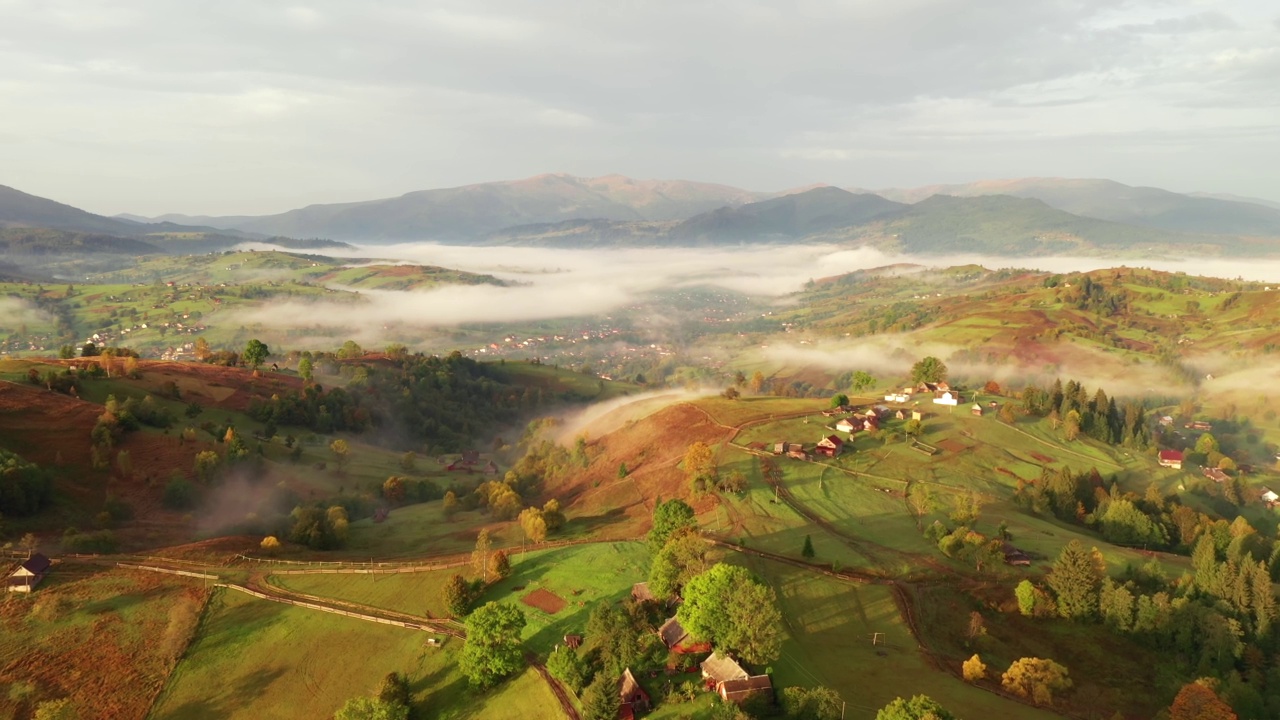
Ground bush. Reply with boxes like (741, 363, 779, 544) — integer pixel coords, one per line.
(163, 478, 197, 510)
(62, 528, 119, 553)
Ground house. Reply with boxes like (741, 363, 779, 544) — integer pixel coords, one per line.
(1186, 421, 1212, 432)
(970, 403, 983, 417)
(658, 616, 689, 649)
(835, 418, 857, 434)
(815, 435, 844, 458)
(785, 444, 809, 461)
(1001, 542, 1032, 566)
(1158, 416, 1174, 428)
(482, 460, 499, 475)
(773, 442, 786, 455)
(1204, 467, 1230, 484)
(717, 675, 774, 704)
(933, 391, 958, 407)
(631, 582, 656, 603)
(1261, 487, 1279, 506)
(563, 634, 583, 649)
(895, 409, 907, 421)
(911, 410, 925, 422)
(7, 553, 51, 593)
(1158, 450, 1184, 470)
(885, 393, 910, 403)
(618, 668, 651, 717)
(701, 652, 749, 685)
(460, 449, 481, 465)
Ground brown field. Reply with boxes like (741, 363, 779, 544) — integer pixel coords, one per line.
(520, 587, 567, 614)
(95, 360, 304, 413)
(553, 402, 736, 536)
(935, 438, 969, 454)
(0, 565, 210, 720)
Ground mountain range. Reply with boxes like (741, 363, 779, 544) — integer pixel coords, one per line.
(5, 174, 1280, 256)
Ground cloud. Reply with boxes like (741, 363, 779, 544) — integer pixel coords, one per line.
(0, 297, 52, 328)
(1, 0, 1278, 214)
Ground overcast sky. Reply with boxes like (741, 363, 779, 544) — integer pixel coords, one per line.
(2, 0, 1278, 215)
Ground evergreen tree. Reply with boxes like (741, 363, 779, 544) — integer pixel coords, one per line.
(1046, 540, 1102, 619)
(802, 534, 815, 559)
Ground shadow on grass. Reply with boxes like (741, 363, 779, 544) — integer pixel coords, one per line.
(152, 666, 289, 720)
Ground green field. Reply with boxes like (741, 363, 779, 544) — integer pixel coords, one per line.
(274, 542, 651, 655)
(742, 557, 1065, 720)
(150, 587, 563, 720)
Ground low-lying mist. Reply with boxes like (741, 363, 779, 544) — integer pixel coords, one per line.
(224, 242, 1280, 340)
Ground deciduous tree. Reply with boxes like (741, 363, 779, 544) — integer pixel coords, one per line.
(649, 529, 710, 600)
(330, 439, 350, 471)
(1169, 680, 1237, 720)
(910, 357, 948, 384)
(963, 654, 987, 682)
(875, 695, 956, 720)
(647, 498, 696, 552)
(460, 602, 526, 689)
(443, 574, 472, 617)
(471, 529, 492, 581)
(683, 441, 717, 495)
(1001, 657, 1072, 705)
(243, 339, 270, 369)
(546, 644, 588, 694)
(678, 563, 782, 664)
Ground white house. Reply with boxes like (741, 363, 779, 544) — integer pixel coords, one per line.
(933, 391, 958, 407)
(7, 554, 51, 593)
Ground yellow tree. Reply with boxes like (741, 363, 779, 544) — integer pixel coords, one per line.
(684, 442, 717, 495)
(330, 439, 350, 471)
(963, 654, 987, 682)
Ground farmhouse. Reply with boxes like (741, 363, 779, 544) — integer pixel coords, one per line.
(971, 403, 983, 417)
(835, 418, 857, 434)
(815, 435, 844, 458)
(885, 393, 910, 403)
(1261, 487, 1279, 507)
(1186, 421, 1212, 432)
(618, 668, 651, 718)
(700, 652, 749, 685)
(718, 675, 774, 704)
(1204, 467, 1230, 484)
(1158, 450, 1184, 470)
(933, 391, 958, 407)
(7, 553, 51, 593)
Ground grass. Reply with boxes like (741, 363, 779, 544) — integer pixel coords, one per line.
(275, 541, 651, 657)
(740, 556, 1065, 720)
(694, 396, 828, 428)
(151, 587, 462, 720)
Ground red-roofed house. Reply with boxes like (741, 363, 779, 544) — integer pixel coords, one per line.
(1158, 450, 1184, 470)
(815, 435, 844, 458)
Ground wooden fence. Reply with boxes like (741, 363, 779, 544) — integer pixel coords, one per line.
(116, 562, 218, 580)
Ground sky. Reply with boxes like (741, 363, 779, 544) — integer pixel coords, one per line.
(2, 0, 1279, 216)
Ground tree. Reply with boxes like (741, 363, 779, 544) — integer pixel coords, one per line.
(678, 564, 782, 664)
(193, 450, 220, 482)
(617, 462, 629, 478)
(330, 439, 350, 471)
(683, 441, 717, 494)
(649, 529, 710, 600)
(243, 339, 270, 369)
(382, 477, 406, 505)
(442, 490, 459, 518)
(443, 574, 472, 617)
(831, 393, 849, 408)
(1001, 657, 1072, 705)
(581, 672, 621, 720)
(399, 452, 417, 472)
(963, 654, 987, 682)
(875, 695, 957, 720)
(472, 529, 493, 581)
(1046, 540, 1103, 619)
(749, 371, 766, 394)
(334, 696, 409, 720)
(910, 357, 948, 384)
(460, 602, 527, 689)
(546, 644, 589, 694)
(260, 536, 281, 554)
(1169, 680, 1238, 720)
(850, 370, 875, 394)
(802, 534, 815, 559)
(785, 686, 843, 720)
(903, 419, 923, 437)
(491, 550, 511, 579)
(1015, 580, 1037, 616)
(907, 482, 935, 529)
(298, 355, 313, 381)
(542, 499, 565, 532)
(1195, 433, 1220, 455)
(647, 498, 696, 552)
(519, 507, 548, 544)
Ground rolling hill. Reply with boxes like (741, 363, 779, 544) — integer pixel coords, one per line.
(669, 186, 905, 242)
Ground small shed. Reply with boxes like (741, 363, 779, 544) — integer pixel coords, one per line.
(7, 553, 51, 593)
(563, 634, 583, 649)
(970, 403, 983, 417)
